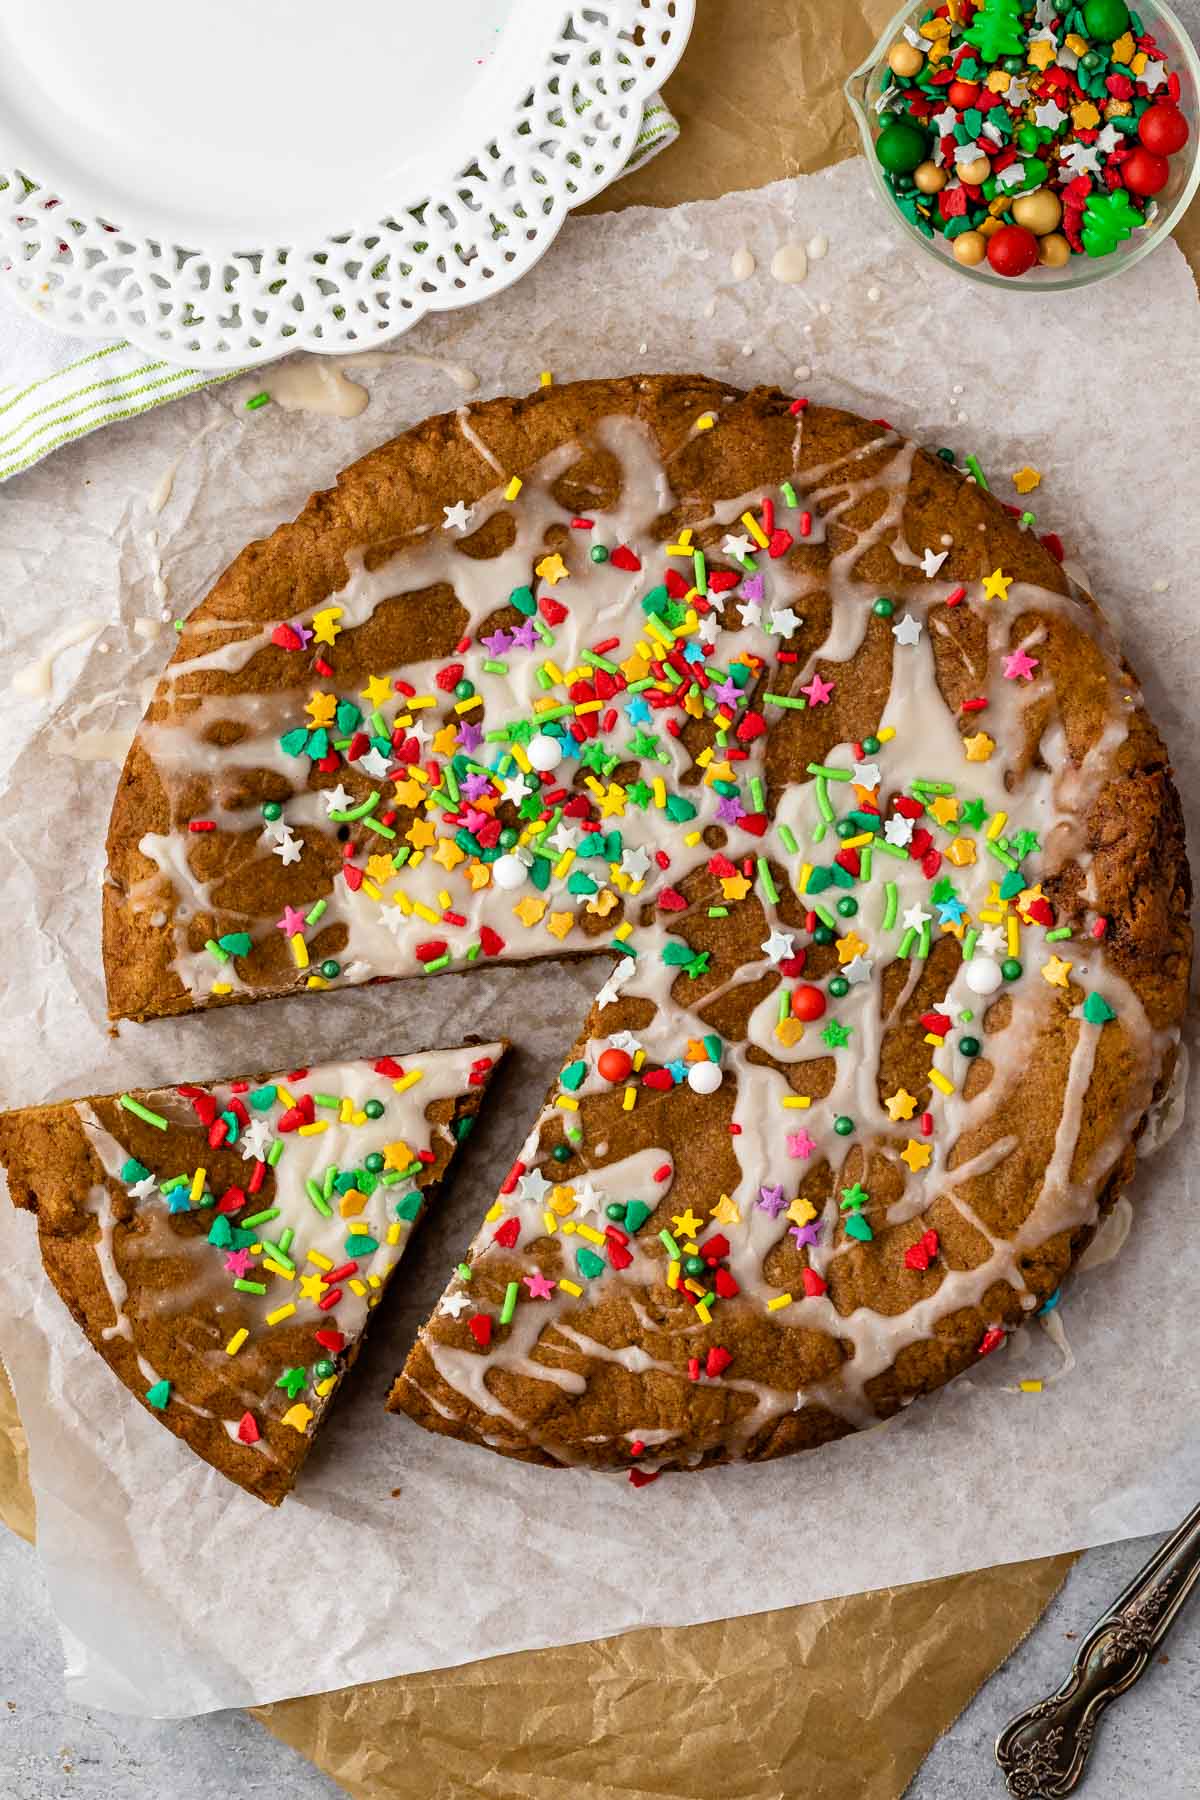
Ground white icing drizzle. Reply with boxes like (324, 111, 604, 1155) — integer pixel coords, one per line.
(115, 400, 1178, 1469)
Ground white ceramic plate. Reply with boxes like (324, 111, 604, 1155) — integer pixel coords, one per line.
(0, 0, 692, 367)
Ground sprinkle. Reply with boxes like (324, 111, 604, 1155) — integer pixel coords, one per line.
(245, 392, 270, 411)
(500, 1281, 520, 1325)
(234, 1278, 268, 1295)
(559, 1279, 583, 1298)
(504, 476, 523, 501)
(119, 1095, 168, 1130)
(225, 1329, 248, 1356)
(928, 1068, 955, 1097)
(265, 1302, 296, 1327)
(767, 1293, 793, 1311)
(882, 882, 898, 930)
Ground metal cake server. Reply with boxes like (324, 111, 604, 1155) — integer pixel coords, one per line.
(995, 1498, 1200, 1796)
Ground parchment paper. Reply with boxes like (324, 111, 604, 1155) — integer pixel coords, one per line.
(0, 156, 1197, 1718)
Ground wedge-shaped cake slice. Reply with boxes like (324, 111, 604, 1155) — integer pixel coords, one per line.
(0, 1044, 504, 1504)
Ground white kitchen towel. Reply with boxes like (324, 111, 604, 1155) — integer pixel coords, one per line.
(0, 97, 678, 484)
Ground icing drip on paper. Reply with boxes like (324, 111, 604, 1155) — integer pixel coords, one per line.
(120, 407, 1174, 1468)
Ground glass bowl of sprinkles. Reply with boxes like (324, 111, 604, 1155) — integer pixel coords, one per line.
(846, 0, 1200, 289)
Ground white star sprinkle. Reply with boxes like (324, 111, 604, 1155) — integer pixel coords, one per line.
(501, 773, 531, 806)
(737, 599, 763, 630)
(263, 816, 290, 844)
(844, 954, 875, 987)
(977, 924, 1007, 955)
(892, 612, 923, 646)
(322, 783, 353, 815)
(439, 1291, 471, 1318)
(698, 611, 723, 645)
(768, 606, 802, 638)
(607, 1031, 644, 1057)
(884, 814, 914, 847)
(379, 904, 411, 939)
(920, 547, 949, 578)
(442, 500, 474, 532)
(404, 717, 430, 750)
(1141, 60, 1168, 93)
(1034, 99, 1066, 130)
(1061, 140, 1101, 178)
(358, 747, 392, 780)
(722, 532, 754, 559)
(573, 1182, 605, 1218)
(761, 928, 795, 965)
(271, 831, 303, 866)
(127, 1175, 158, 1202)
(1095, 123, 1122, 156)
(620, 845, 652, 880)
(240, 1120, 273, 1162)
(851, 761, 881, 790)
(902, 904, 932, 931)
(549, 820, 581, 855)
(517, 1168, 552, 1205)
(932, 106, 957, 136)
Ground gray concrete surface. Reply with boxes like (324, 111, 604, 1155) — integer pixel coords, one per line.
(2, 1523, 1198, 1798)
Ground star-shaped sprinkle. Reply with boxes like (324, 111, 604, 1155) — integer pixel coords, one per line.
(981, 568, 1013, 603)
(769, 607, 802, 638)
(672, 1209, 703, 1238)
(964, 732, 996, 763)
(892, 612, 922, 646)
(439, 1291, 471, 1318)
(322, 784, 353, 816)
(1141, 59, 1168, 92)
(517, 1168, 552, 1204)
(757, 1184, 788, 1218)
(978, 924, 1007, 955)
(271, 831, 303, 866)
(840, 1182, 870, 1212)
(921, 548, 949, 578)
(1012, 466, 1041, 495)
(1042, 955, 1073, 989)
(902, 903, 931, 931)
(298, 1272, 327, 1303)
(901, 1139, 932, 1174)
(885, 814, 915, 847)
(790, 1220, 822, 1248)
(276, 905, 307, 936)
(359, 747, 393, 780)
(535, 552, 569, 585)
(960, 798, 987, 829)
(821, 1019, 852, 1049)
(1060, 140, 1101, 178)
(1033, 98, 1066, 130)
(574, 1182, 605, 1218)
(737, 599, 763, 630)
(240, 1120, 272, 1162)
(224, 1249, 253, 1277)
(851, 761, 881, 792)
(723, 533, 754, 559)
(800, 671, 834, 705)
(761, 928, 795, 964)
(835, 931, 867, 965)
(442, 500, 474, 532)
(524, 1271, 556, 1299)
(710, 1194, 741, 1226)
(844, 953, 874, 986)
(929, 794, 959, 828)
(514, 896, 548, 927)
(1003, 648, 1039, 681)
(885, 1088, 918, 1122)
(787, 1130, 816, 1160)
(361, 674, 392, 708)
(787, 1196, 817, 1227)
(128, 1174, 158, 1202)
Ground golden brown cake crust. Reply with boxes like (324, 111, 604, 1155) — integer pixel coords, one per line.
(99, 376, 1190, 1476)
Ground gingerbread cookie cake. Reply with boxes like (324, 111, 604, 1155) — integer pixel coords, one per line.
(93, 374, 1188, 1477)
(0, 1047, 503, 1503)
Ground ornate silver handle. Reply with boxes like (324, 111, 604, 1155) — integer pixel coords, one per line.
(995, 1498, 1200, 1797)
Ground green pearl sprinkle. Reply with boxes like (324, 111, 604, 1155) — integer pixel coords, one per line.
(262, 800, 283, 821)
(959, 1036, 981, 1057)
(364, 1098, 385, 1120)
(834, 1116, 855, 1137)
(836, 896, 858, 917)
(590, 544, 609, 563)
(872, 598, 894, 618)
(828, 976, 849, 998)
(1002, 958, 1023, 981)
(320, 959, 341, 980)
(551, 1143, 571, 1162)
(365, 1152, 385, 1174)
